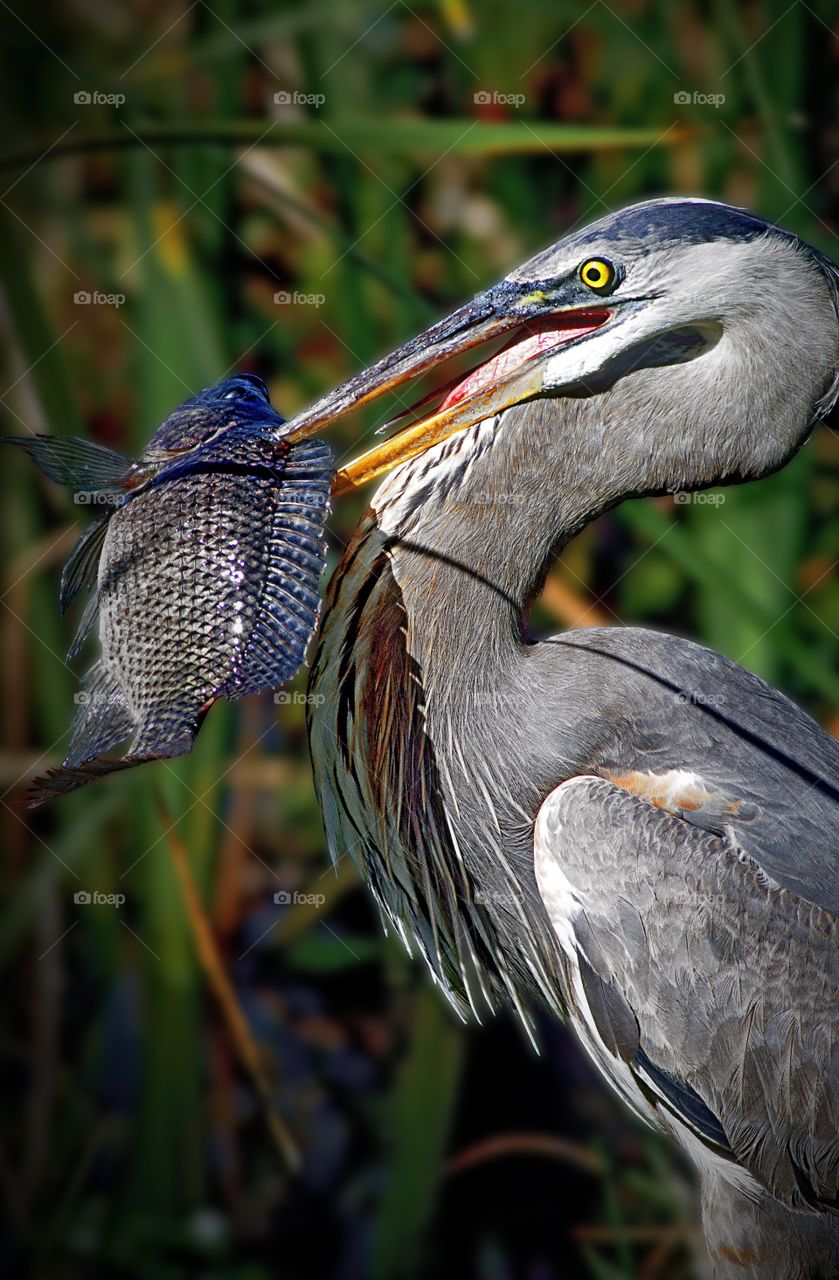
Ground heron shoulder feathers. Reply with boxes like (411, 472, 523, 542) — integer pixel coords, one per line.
(534, 773, 838, 1211)
(536, 626, 839, 916)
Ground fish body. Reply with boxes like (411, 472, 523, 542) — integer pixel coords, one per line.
(3, 375, 333, 801)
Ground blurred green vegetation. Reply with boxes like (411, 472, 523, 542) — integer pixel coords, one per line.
(0, 2, 837, 1278)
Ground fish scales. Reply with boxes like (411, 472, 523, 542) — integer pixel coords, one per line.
(2, 374, 333, 803)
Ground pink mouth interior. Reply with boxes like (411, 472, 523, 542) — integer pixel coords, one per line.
(439, 310, 610, 410)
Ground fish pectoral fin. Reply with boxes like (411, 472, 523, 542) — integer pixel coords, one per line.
(66, 592, 100, 661)
(2, 434, 135, 493)
(60, 513, 110, 613)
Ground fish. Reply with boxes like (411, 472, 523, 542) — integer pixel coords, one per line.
(2, 374, 334, 804)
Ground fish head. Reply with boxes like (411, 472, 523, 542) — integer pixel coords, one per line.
(142, 374, 287, 462)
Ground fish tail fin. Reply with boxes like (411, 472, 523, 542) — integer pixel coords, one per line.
(21, 691, 206, 808)
(20, 664, 142, 806)
(1, 434, 135, 494)
(65, 661, 135, 766)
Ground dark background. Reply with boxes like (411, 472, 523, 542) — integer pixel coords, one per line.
(1, 2, 838, 1277)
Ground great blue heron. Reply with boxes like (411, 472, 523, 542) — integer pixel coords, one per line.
(281, 199, 839, 1278)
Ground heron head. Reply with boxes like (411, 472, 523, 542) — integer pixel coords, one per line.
(284, 198, 839, 495)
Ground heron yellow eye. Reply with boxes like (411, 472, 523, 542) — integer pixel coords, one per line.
(578, 258, 617, 294)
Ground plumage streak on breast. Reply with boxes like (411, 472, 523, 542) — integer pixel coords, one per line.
(308, 513, 512, 1019)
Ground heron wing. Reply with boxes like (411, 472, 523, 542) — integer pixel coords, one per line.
(534, 774, 839, 1210)
(544, 627, 839, 915)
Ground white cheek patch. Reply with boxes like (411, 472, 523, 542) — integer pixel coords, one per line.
(540, 310, 650, 389)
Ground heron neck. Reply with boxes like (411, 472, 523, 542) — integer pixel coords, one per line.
(371, 399, 618, 673)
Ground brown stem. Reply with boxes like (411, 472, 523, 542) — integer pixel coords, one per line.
(155, 792, 300, 1173)
(445, 1131, 607, 1178)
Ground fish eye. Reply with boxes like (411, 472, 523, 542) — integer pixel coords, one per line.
(221, 376, 268, 402)
(578, 257, 618, 294)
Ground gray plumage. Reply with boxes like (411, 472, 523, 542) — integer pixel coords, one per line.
(306, 199, 839, 1277)
(537, 773, 838, 1277)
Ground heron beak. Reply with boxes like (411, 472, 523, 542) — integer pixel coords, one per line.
(280, 284, 611, 496)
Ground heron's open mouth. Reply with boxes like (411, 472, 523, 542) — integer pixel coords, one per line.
(281, 297, 612, 495)
(395, 311, 608, 419)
